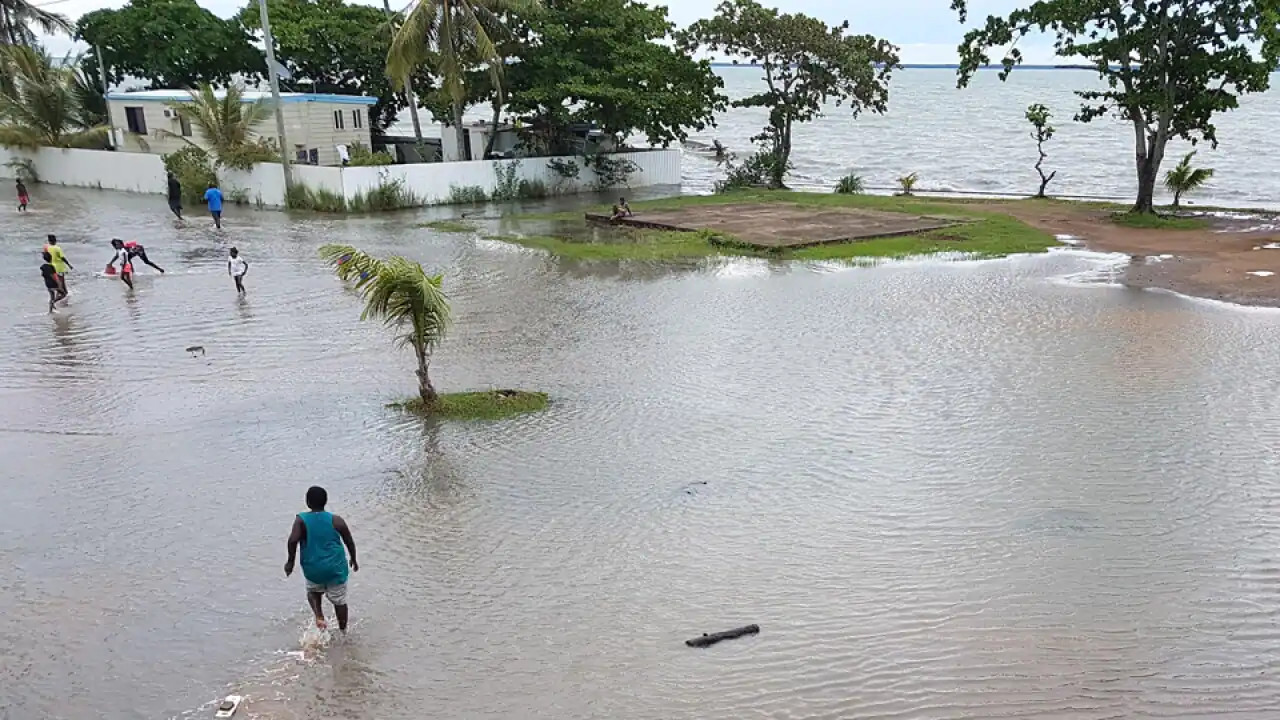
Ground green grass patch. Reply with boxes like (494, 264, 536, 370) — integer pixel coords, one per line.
(1110, 212, 1210, 230)
(420, 220, 476, 233)
(393, 390, 549, 420)
(496, 190, 1058, 261)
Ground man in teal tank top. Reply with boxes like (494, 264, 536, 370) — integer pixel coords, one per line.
(285, 486, 359, 631)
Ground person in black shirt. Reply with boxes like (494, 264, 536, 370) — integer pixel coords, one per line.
(40, 251, 65, 313)
(167, 172, 183, 219)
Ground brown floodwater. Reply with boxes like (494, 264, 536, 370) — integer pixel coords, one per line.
(4, 186, 1280, 720)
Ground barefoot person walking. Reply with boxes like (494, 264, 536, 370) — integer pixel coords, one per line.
(227, 247, 248, 294)
(40, 251, 65, 313)
(285, 486, 358, 632)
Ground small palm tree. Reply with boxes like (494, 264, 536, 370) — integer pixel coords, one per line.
(834, 172, 865, 194)
(1165, 151, 1214, 209)
(386, 0, 528, 132)
(897, 172, 919, 196)
(163, 84, 275, 170)
(0, 45, 108, 148)
(319, 244, 452, 405)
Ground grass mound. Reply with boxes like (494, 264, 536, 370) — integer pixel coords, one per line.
(421, 220, 476, 233)
(394, 390, 549, 420)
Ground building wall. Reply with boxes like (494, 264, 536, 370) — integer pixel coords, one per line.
(0, 146, 682, 209)
(106, 99, 373, 166)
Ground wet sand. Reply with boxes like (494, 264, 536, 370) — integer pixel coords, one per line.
(995, 201, 1280, 306)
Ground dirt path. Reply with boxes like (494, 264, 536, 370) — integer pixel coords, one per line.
(987, 201, 1280, 307)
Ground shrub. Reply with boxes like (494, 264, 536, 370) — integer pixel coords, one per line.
(349, 142, 395, 167)
(491, 160, 521, 201)
(834, 173, 865, 194)
(518, 178, 549, 199)
(348, 175, 420, 212)
(714, 149, 790, 193)
(447, 184, 489, 204)
(162, 146, 218, 205)
(286, 183, 348, 212)
(546, 157, 580, 180)
(897, 172, 919, 196)
(585, 154, 640, 190)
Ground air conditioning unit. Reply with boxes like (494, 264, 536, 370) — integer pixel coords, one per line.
(162, 109, 174, 118)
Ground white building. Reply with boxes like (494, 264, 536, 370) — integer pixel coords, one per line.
(105, 89, 378, 167)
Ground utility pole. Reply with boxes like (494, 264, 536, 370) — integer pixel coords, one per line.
(257, 0, 294, 191)
(382, 0, 423, 140)
(94, 44, 115, 150)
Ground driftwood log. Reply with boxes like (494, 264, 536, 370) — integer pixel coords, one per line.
(685, 624, 760, 648)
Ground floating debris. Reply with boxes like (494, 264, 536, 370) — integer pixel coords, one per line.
(686, 624, 760, 648)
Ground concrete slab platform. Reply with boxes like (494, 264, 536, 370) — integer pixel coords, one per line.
(586, 203, 962, 249)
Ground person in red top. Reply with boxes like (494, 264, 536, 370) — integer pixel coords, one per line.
(122, 240, 165, 273)
(16, 179, 28, 212)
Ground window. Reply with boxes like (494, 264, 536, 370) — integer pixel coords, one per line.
(179, 115, 192, 137)
(333, 110, 344, 130)
(352, 109, 362, 129)
(308, 148, 319, 165)
(295, 149, 309, 163)
(124, 107, 147, 134)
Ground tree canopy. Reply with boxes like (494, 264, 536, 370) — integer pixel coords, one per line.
(951, 0, 1280, 213)
(77, 0, 264, 89)
(1, 0, 73, 46)
(505, 0, 725, 149)
(236, 0, 405, 132)
(679, 0, 897, 187)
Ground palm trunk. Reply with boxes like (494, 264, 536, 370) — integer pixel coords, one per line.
(416, 348, 437, 405)
(483, 93, 502, 159)
(450, 101, 467, 161)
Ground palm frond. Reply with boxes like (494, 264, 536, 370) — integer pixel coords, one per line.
(319, 244, 386, 291)
(360, 258, 450, 354)
(0, 44, 105, 149)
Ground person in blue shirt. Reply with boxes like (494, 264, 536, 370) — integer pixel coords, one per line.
(203, 182, 224, 229)
(285, 486, 359, 632)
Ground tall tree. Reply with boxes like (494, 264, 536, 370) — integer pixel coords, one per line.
(0, 45, 109, 149)
(77, 0, 264, 89)
(319, 245, 451, 405)
(236, 0, 407, 132)
(952, 0, 1280, 214)
(1, 0, 72, 46)
(679, 0, 898, 188)
(505, 0, 725, 152)
(386, 0, 526, 134)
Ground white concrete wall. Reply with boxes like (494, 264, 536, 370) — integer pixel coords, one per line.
(0, 146, 682, 208)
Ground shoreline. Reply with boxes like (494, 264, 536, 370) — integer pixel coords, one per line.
(988, 201, 1280, 308)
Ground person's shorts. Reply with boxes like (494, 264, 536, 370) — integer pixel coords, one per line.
(211, 210, 222, 218)
(44, 283, 60, 292)
(306, 580, 348, 605)
(18, 195, 28, 205)
(121, 263, 134, 274)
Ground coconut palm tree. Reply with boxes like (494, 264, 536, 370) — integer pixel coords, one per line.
(163, 83, 275, 170)
(1164, 151, 1214, 209)
(0, 45, 109, 149)
(319, 244, 452, 405)
(386, 0, 525, 138)
(0, 0, 73, 47)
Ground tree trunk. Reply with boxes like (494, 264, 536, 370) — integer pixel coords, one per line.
(451, 101, 466, 161)
(483, 93, 502, 159)
(416, 349, 437, 405)
(1172, 191, 1182, 209)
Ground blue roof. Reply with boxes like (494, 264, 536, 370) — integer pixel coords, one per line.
(106, 90, 378, 106)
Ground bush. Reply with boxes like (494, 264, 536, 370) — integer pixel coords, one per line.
(220, 138, 279, 171)
(585, 154, 640, 190)
(349, 142, 394, 167)
(518, 178, 549, 199)
(491, 160, 522, 201)
(348, 175, 420, 212)
(286, 183, 348, 212)
(897, 172, 919, 196)
(447, 184, 489, 204)
(163, 146, 218, 205)
(834, 173, 865, 194)
(546, 157, 580, 180)
(714, 149, 790, 193)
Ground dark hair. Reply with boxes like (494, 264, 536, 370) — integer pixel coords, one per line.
(46, 234, 56, 244)
(42, 251, 51, 262)
(306, 486, 328, 510)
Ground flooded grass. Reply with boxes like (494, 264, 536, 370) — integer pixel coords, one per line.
(495, 191, 1057, 261)
(393, 391, 549, 420)
(1111, 212, 1211, 231)
(420, 220, 477, 233)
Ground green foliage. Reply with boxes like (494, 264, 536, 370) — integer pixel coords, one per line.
(163, 84, 276, 170)
(162, 146, 218, 205)
(834, 173, 865, 194)
(447, 184, 489, 204)
(4, 157, 36, 182)
(348, 142, 394, 166)
(395, 390, 549, 420)
(897, 172, 919, 196)
(517, 178, 548, 198)
(348, 175, 421, 212)
(952, 0, 1280, 214)
(235, 0, 405, 131)
(714, 148, 791, 193)
(77, 0, 264, 88)
(421, 219, 476, 232)
(503, 0, 726, 149)
(286, 183, 348, 212)
(0, 0, 72, 46)
(0, 46, 110, 150)
(546, 157, 580, 179)
(491, 159, 521, 201)
(585, 153, 639, 190)
(1025, 103, 1057, 198)
(319, 244, 451, 403)
(679, 0, 898, 188)
(1164, 151, 1215, 208)
(69, 57, 107, 132)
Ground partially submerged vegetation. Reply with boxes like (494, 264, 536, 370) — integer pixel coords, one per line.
(421, 220, 476, 233)
(1110, 212, 1209, 231)
(394, 391, 549, 421)
(495, 191, 1059, 261)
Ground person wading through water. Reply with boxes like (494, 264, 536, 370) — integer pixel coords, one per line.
(285, 486, 358, 632)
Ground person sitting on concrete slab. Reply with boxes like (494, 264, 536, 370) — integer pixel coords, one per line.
(610, 197, 633, 222)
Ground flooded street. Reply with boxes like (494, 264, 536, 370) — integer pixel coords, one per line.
(6, 187, 1280, 719)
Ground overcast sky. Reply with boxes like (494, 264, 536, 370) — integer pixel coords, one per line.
(37, 0, 1055, 65)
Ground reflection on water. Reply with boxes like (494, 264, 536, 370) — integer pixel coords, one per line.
(5, 187, 1280, 719)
